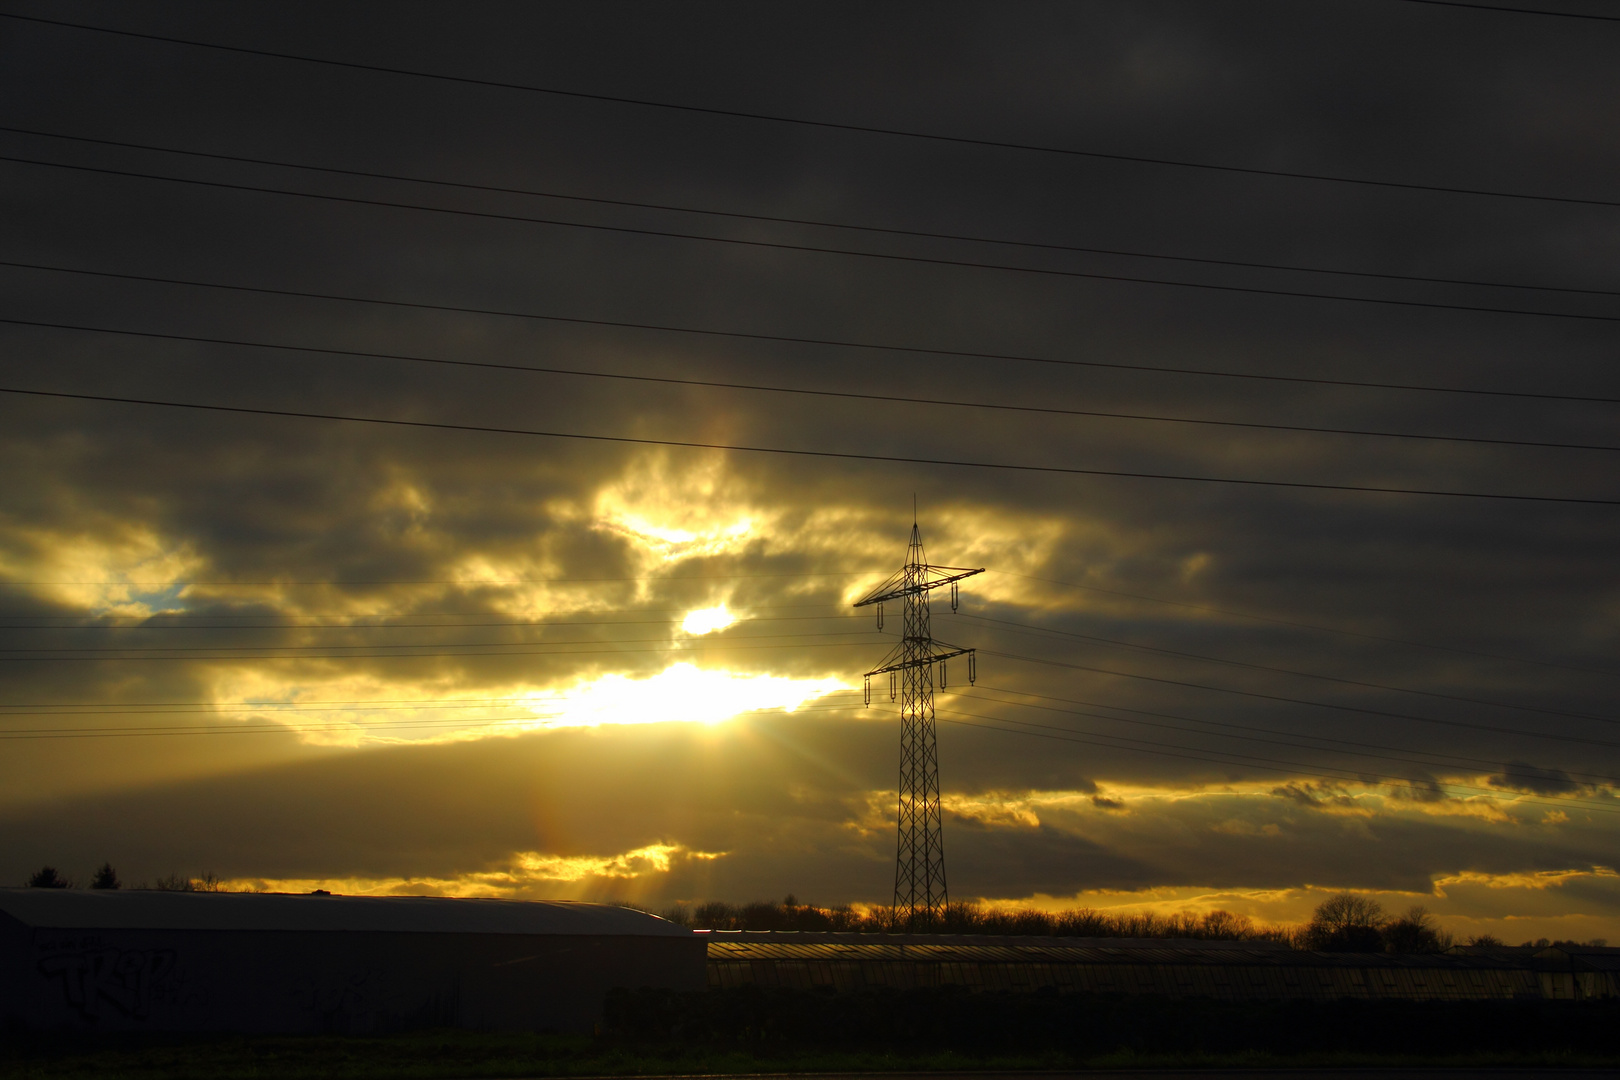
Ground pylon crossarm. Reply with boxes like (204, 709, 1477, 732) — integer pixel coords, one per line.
(864, 645, 974, 678)
(853, 565, 984, 607)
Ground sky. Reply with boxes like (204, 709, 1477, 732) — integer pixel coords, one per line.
(0, 0, 1617, 944)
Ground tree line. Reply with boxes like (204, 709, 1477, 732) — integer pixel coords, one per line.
(23, 864, 225, 892)
(659, 892, 1607, 952)
(20, 868, 1607, 952)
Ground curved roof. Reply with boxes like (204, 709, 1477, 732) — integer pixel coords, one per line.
(0, 888, 690, 936)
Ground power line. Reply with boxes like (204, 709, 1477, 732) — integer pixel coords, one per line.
(0, 693, 848, 718)
(1398, 0, 1620, 22)
(963, 613, 1616, 725)
(0, 603, 838, 618)
(9, 318, 1612, 454)
(8, 153, 1618, 323)
(4, 11, 1616, 209)
(988, 569, 1620, 680)
(0, 614, 861, 631)
(6, 124, 1616, 301)
(988, 649, 1620, 749)
(6, 258, 1614, 405)
(0, 627, 877, 655)
(0, 701, 564, 718)
(0, 572, 870, 587)
(4, 384, 1614, 506)
(0, 699, 862, 740)
(0, 695, 860, 719)
(0, 639, 879, 663)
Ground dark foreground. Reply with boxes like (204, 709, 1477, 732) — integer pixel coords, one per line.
(4, 991, 1619, 1078)
(3, 1037, 1619, 1080)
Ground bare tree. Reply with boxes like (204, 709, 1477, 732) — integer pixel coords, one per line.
(1305, 892, 1387, 951)
(1384, 905, 1452, 953)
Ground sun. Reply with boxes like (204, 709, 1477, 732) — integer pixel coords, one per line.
(681, 605, 736, 635)
(535, 663, 846, 728)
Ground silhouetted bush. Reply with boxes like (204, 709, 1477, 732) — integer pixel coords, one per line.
(89, 862, 120, 890)
(25, 866, 69, 888)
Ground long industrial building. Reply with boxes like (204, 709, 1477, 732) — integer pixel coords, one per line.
(701, 931, 1620, 1002)
(0, 888, 704, 1033)
(5, 890, 1616, 1035)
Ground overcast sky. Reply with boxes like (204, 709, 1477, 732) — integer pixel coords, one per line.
(1, 0, 1616, 942)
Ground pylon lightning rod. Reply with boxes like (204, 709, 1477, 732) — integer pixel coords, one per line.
(853, 521, 982, 928)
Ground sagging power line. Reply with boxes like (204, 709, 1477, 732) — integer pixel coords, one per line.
(6, 259, 1613, 404)
(7, 317, 1614, 453)
(5, 11, 1617, 207)
(7, 153, 1618, 323)
(4, 124, 1616, 299)
(3, 386, 1615, 506)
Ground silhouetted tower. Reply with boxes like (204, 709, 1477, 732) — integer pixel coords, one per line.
(855, 520, 982, 926)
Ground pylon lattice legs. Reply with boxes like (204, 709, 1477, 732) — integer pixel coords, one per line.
(893, 528, 946, 926)
(855, 522, 981, 931)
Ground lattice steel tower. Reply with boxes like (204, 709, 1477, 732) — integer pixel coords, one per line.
(855, 520, 983, 926)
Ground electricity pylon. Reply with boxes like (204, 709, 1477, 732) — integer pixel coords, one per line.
(855, 520, 982, 927)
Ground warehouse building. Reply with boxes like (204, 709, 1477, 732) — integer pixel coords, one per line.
(7, 890, 1613, 1036)
(701, 931, 1620, 1002)
(0, 888, 704, 1033)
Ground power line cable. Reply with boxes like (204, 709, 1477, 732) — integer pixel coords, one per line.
(0, 572, 871, 587)
(0, 699, 862, 740)
(988, 569, 1620, 679)
(0, 689, 863, 713)
(0, 696, 867, 722)
(1397, 0, 1620, 22)
(0, 603, 839, 619)
(3, 384, 1614, 506)
(0, 639, 878, 663)
(8, 317, 1612, 454)
(0, 701, 564, 718)
(0, 627, 878, 655)
(5, 124, 1616, 300)
(0, 613, 862, 631)
(4, 11, 1615, 208)
(988, 649, 1620, 749)
(964, 613, 1616, 724)
(6, 258, 1613, 405)
(7, 153, 1618, 323)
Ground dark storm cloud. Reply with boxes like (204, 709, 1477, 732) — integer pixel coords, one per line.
(1490, 761, 1587, 796)
(0, 1, 1616, 922)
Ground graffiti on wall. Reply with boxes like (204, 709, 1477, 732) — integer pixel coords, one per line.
(37, 947, 183, 1021)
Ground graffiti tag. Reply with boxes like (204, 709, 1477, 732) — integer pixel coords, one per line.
(38, 948, 181, 1021)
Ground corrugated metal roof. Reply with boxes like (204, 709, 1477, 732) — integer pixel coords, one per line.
(0, 889, 690, 936)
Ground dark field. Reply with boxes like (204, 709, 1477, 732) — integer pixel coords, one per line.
(4, 991, 1619, 1079)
